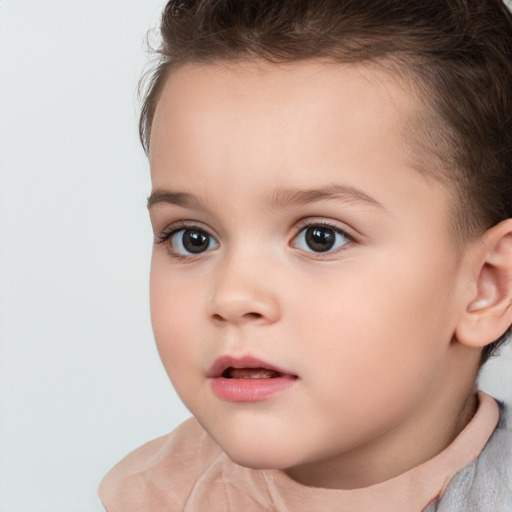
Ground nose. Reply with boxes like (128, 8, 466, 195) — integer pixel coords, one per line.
(207, 255, 281, 326)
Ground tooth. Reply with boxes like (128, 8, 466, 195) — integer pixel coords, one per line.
(228, 368, 281, 379)
(245, 371, 273, 379)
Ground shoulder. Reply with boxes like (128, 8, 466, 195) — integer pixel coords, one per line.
(437, 400, 512, 512)
(98, 417, 225, 512)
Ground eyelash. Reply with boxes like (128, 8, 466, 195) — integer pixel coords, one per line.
(155, 219, 354, 259)
(154, 221, 192, 245)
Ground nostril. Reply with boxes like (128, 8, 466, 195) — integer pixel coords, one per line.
(244, 312, 263, 320)
(211, 311, 263, 323)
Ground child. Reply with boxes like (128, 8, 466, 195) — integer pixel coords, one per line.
(99, 0, 512, 510)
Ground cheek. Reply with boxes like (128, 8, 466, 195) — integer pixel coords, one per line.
(289, 252, 457, 382)
(149, 258, 204, 379)
(284, 265, 453, 440)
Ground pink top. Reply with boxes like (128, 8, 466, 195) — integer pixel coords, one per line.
(99, 392, 499, 512)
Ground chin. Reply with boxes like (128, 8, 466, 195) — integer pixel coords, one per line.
(216, 436, 303, 471)
(224, 449, 292, 471)
(193, 409, 313, 470)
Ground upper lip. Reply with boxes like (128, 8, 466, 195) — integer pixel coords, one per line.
(206, 355, 296, 378)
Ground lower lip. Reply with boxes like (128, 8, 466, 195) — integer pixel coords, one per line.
(210, 375, 297, 402)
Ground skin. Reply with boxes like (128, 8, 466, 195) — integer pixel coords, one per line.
(147, 60, 495, 489)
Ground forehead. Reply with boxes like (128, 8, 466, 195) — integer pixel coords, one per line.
(149, 60, 441, 210)
(150, 59, 419, 165)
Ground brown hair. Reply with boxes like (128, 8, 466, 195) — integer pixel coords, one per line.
(139, 0, 512, 362)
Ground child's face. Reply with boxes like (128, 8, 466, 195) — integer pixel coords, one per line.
(148, 61, 474, 485)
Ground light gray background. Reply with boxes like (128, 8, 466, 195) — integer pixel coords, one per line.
(1, 1, 511, 511)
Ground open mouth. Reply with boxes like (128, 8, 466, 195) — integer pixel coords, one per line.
(221, 367, 284, 379)
(208, 355, 295, 378)
(210, 358, 298, 401)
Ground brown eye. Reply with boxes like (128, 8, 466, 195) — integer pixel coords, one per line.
(171, 228, 219, 255)
(293, 224, 351, 253)
(305, 226, 336, 252)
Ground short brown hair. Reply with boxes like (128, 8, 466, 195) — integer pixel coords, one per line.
(139, 0, 512, 361)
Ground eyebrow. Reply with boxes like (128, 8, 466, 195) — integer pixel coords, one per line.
(147, 190, 201, 209)
(266, 184, 386, 211)
(147, 184, 386, 212)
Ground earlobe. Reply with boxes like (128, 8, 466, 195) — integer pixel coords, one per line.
(455, 219, 512, 348)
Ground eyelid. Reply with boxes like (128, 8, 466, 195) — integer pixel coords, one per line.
(154, 220, 216, 244)
(292, 218, 355, 239)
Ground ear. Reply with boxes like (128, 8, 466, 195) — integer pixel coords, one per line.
(455, 219, 512, 348)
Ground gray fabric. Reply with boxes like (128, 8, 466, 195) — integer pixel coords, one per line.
(424, 402, 512, 511)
